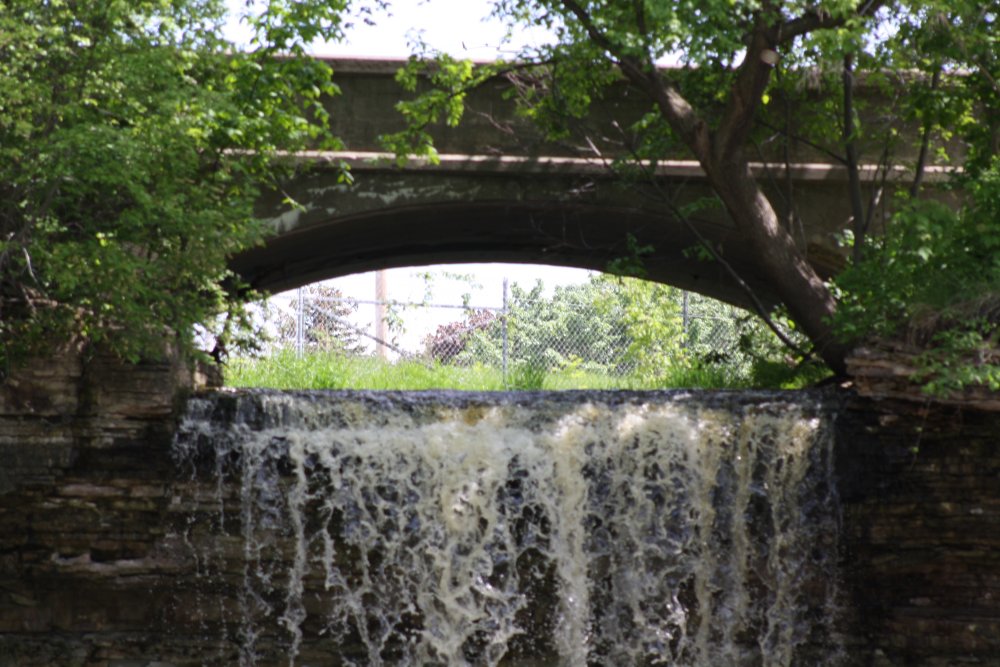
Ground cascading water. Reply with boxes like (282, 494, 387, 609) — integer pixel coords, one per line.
(172, 390, 845, 666)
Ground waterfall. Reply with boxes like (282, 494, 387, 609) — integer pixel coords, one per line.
(172, 390, 844, 666)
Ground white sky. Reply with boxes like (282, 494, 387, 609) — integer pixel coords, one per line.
(228, 1, 593, 354)
(321, 0, 551, 60)
(224, 0, 553, 58)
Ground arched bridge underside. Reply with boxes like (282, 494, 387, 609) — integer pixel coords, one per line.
(228, 58, 954, 308)
(231, 154, 856, 309)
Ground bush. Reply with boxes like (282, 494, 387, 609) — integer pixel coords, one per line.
(833, 158, 1000, 393)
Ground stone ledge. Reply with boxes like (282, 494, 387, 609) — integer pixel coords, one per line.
(847, 345, 1000, 412)
(0, 345, 219, 423)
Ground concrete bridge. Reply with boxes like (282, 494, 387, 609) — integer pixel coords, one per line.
(231, 58, 947, 307)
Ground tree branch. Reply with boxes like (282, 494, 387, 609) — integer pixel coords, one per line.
(716, 0, 885, 164)
(842, 53, 867, 264)
(633, 0, 648, 37)
(616, 137, 812, 359)
(910, 65, 942, 197)
(776, 67, 806, 243)
(755, 118, 848, 164)
(715, 21, 779, 161)
(558, 0, 712, 161)
(775, 0, 887, 44)
(951, 6, 1000, 98)
(672, 205, 811, 358)
(864, 143, 892, 236)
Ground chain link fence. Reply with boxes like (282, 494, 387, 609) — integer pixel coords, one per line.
(257, 275, 761, 385)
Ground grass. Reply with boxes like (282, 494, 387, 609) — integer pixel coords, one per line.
(224, 349, 774, 391)
(227, 349, 503, 390)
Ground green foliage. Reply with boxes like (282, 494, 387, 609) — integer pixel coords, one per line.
(444, 273, 813, 388)
(820, 0, 1000, 394)
(266, 285, 365, 355)
(918, 327, 1000, 395)
(592, 274, 687, 381)
(227, 348, 507, 391)
(226, 347, 746, 391)
(379, 55, 498, 164)
(227, 273, 820, 391)
(507, 361, 548, 390)
(0, 0, 346, 367)
(889, 0, 999, 176)
(458, 278, 632, 376)
(834, 157, 1000, 394)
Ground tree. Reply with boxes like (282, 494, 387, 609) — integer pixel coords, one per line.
(423, 309, 497, 364)
(591, 274, 687, 380)
(459, 279, 635, 374)
(270, 285, 366, 354)
(0, 0, 359, 367)
(832, 159, 1000, 393)
(386, 0, 999, 378)
(823, 1, 1000, 392)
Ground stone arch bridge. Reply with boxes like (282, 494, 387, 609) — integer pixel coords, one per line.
(231, 58, 948, 308)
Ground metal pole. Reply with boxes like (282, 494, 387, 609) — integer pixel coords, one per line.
(375, 270, 388, 359)
(682, 290, 690, 348)
(296, 287, 304, 356)
(502, 278, 509, 385)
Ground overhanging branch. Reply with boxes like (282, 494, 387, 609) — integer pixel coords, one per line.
(558, 0, 712, 161)
(775, 0, 887, 44)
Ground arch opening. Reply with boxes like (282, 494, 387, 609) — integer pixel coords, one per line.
(226, 168, 840, 391)
(226, 261, 819, 392)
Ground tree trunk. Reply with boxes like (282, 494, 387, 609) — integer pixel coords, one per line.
(708, 159, 851, 374)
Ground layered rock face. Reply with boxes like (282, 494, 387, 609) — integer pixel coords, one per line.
(837, 399, 1000, 666)
(0, 354, 998, 666)
(0, 351, 198, 665)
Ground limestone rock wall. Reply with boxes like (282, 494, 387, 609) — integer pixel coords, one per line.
(837, 398, 1000, 666)
(0, 351, 210, 666)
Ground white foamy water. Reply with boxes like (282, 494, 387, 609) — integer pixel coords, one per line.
(173, 390, 844, 666)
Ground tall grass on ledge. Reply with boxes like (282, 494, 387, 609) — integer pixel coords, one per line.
(226, 349, 502, 391)
(224, 348, 760, 391)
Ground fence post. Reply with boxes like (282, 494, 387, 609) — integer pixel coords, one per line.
(295, 287, 305, 356)
(502, 278, 509, 386)
(682, 290, 690, 348)
(375, 270, 389, 359)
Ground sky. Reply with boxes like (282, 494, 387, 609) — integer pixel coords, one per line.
(320, 0, 550, 60)
(224, 0, 553, 59)
(227, 0, 593, 354)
